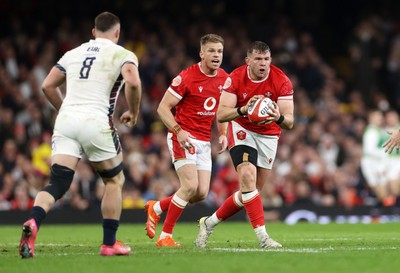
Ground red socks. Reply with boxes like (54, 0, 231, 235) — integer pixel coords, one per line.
(216, 191, 244, 220)
(243, 191, 264, 228)
(159, 195, 173, 212)
(162, 194, 187, 234)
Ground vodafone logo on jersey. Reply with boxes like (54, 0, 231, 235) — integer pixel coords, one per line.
(204, 97, 217, 110)
(197, 97, 217, 116)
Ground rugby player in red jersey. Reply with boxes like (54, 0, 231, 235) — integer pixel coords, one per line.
(145, 34, 228, 247)
(196, 41, 294, 248)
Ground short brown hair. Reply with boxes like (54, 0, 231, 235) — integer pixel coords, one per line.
(247, 41, 270, 56)
(95, 12, 120, 32)
(200, 34, 224, 49)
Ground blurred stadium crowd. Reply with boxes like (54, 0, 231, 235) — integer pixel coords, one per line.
(1, 0, 400, 212)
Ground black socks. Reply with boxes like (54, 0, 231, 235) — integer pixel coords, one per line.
(29, 206, 47, 229)
(102, 219, 119, 246)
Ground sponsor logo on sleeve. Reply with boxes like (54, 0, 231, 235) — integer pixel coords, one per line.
(171, 75, 182, 87)
(222, 77, 232, 90)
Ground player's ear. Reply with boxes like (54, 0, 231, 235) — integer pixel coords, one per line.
(92, 28, 96, 38)
(245, 56, 250, 64)
(199, 50, 204, 60)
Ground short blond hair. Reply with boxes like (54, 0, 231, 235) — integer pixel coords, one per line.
(200, 34, 224, 49)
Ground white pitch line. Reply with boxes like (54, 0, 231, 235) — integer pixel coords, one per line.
(210, 246, 400, 253)
(53, 252, 98, 256)
(37, 243, 94, 247)
(293, 237, 400, 241)
(210, 248, 324, 253)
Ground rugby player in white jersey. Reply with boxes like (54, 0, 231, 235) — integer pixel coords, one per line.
(361, 110, 388, 210)
(19, 11, 141, 258)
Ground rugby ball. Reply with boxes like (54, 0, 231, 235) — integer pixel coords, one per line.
(247, 97, 274, 124)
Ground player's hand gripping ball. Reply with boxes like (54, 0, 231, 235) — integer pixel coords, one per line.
(247, 97, 274, 124)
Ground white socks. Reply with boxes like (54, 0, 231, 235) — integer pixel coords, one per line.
(254, 225, 269, 242)
(153, 201, 162, 216)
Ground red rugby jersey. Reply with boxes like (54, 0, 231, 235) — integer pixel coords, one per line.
(223, 64, 294, 136)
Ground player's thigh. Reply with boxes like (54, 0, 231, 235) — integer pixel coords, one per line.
(51, 154, 80, 171)
(91, 156, 124, 186)
(176, 163, 199, 189)
(91, 152, 123, 172)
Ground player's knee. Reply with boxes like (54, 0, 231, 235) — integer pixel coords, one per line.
(42, 164, 75, 201)
(238, 166, 256, 184)
(194, 185, 209, 201)
(195, 191, 208, 202)
(187, 185, 199, 198)
(105, 173, 125, 189)
(181, 183, 199, 198)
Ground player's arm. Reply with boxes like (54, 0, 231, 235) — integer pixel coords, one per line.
(42, 67, 66, 111)
(216, 120, 228, 153)
(157, 91, 180, 130)
(120, 62, 142, 128)
(217, 91, 238, 122)
(217, 91, 260, 122)
(274, 98, 294, 130)
(157, 91, 194, 149)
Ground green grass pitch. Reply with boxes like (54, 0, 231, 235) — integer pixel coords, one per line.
(1, 222, 399, 273)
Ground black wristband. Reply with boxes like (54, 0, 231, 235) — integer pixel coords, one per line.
(276, 114, 285, 125)
(237, 107, 245, 116)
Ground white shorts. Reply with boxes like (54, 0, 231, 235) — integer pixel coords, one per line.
(229, 121, 278, 169)
(52, 111, 121, 162)
(385, 156, 400, 181)
(361, 158, 386, 186)
(167, 132, 211, 171)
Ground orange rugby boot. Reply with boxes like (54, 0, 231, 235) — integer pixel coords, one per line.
(156, 236, 181, 247)
(145, 200, 160, 239)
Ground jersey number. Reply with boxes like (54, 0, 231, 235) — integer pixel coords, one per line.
(79, 57, 96, 79)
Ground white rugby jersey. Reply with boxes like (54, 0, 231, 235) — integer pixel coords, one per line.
(56, 38, 138, 116)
